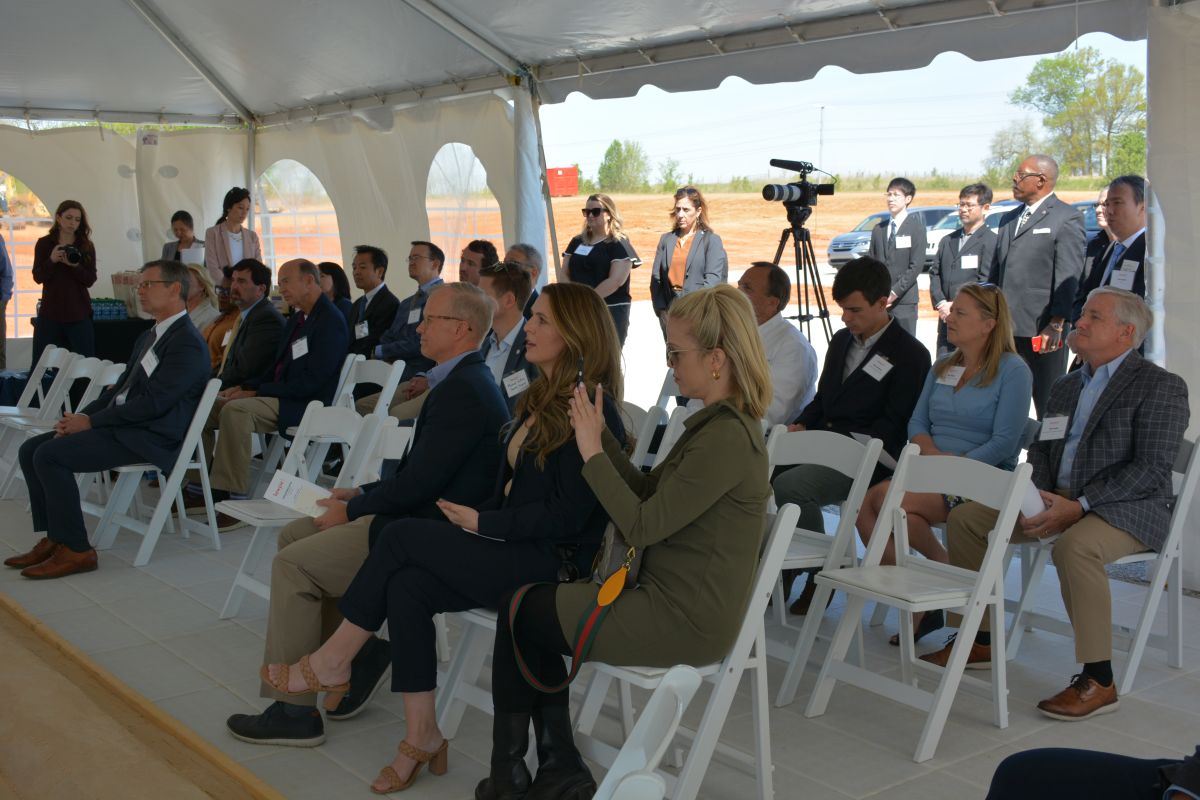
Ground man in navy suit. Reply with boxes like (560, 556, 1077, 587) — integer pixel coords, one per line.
(346, 244, 399, 359)
(5, 260, 211, 579)
(206, 259, 349, 506)
(227, 283, 510, 746)
(477, 261, 537, 411)
(868, 177, 927, 336)
(1072, 175, 1146, 323)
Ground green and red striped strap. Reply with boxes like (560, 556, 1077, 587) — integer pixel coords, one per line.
(508, 582, 610, 694)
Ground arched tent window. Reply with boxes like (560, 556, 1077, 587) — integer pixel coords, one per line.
(255, 159, 342, 274)
(426, 143, 503, 281)
(0, 170, 52, 338)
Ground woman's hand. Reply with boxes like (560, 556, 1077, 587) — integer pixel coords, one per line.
(569, 383, 605, 462)
(50, 246, 65, 264)
(437, 499, 479, 532)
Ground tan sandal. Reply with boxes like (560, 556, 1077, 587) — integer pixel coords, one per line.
(259, 654, 350, 711)
(371, 739, 449, 794)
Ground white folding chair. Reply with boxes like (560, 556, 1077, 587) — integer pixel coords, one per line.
(0, 344, 73, 416)
(768, 427, 883, 708)
(1004, 437, 1197, 695)
(336, 356, 405, 413)
(805, 445, 1031, 762)
(628, 404, 666, 471)
(88, 379, 223, 565)
(651, 407, 692, 469)
(593, 665, 703, 800)
(572, 505, 800, 800)
(220, 405, 391, 618)
(654, 370, 679, 413)
(349, 423, 415, 486)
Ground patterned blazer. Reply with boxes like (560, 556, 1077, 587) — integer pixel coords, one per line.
(1028, 350, 1190, 551)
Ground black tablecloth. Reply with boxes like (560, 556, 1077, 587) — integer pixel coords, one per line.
(94, 318, 153, 364)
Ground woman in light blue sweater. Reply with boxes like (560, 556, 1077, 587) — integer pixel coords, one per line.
(856, 282, 1032, 643)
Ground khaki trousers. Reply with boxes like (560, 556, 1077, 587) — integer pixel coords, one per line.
(946, 500, 1147, 663)
(260, 514, 375, 704)
(210, 397, 280, 494)
(354, 382, 429, 422)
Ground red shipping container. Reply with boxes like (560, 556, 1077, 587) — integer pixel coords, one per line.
(546, 166, 579, 197)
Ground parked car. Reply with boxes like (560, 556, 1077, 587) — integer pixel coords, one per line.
(826, 206, 956, 269)
(1072, 200, 1103, 243)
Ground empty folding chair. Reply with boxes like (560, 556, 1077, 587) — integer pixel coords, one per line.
(630, 405, 666, 471)
(0, 344, 73, 416)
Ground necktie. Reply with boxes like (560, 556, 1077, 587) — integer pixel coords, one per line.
(218, 313, 242, 374)
(1101, 242, 1127, 286)
(112, 328, 158, 406)
(887, 220, 897, 252)
(1015, 207, 1033, 236)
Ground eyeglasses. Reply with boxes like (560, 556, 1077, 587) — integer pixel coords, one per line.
(136, 280, 175, 290)
(481, 261, 528, 275)
(581, 208, 605, 218)
(665, 347, 704, 367)
(1013, 171, 1044, 182)
(423, 313, 469, 329)
(215, 287, 231, 296)
(957, 202, 981, 210)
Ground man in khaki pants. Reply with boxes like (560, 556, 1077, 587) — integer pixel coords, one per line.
(921, 288, 1189, 722)
(226, 283, 510, 747)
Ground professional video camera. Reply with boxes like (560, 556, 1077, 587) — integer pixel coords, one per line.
(761, 159, 835, 206)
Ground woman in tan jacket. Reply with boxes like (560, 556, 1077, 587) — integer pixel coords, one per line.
(476, 283, 773, 800)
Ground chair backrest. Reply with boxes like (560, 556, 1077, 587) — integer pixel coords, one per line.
(630, 405, 667, 470)
(337, 414, 396, 489)
(56, 356, 107, 415)
(594, 665, 703, 800)
(346, 418, 409, 485)
(651, 406, 693, 468)
(73, 361, 126, 411)
(351, 358, 406, 415)
(166, 379, 222, 477)
(330, 353, 366, 409)
(1165, 437, 1200, 555)
(280, 401, 367, 481)
(25, 351, 79, 419)
(19, 345, 69, 408)
(654, 370, 679, 412)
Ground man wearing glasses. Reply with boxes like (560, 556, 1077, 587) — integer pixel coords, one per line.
(868, 177, 927, 336)
(929, 184, 997, 355)
(985, 154, 1086, 418)
(374, 241, 444, 382)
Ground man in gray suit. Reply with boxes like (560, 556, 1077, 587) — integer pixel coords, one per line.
(985, 155, 1087, 417)
(922, 288, 1189, 722)
(868, 177, 926, 336)
(929, 183, 997, 355)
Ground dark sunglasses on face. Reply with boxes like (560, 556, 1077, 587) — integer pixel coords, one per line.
(581, 208, 605, 218)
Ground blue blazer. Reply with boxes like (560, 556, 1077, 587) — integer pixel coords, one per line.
(245, 293, 349, 433)
(349, 351, 511, 543)
(82, 314, 211, 473)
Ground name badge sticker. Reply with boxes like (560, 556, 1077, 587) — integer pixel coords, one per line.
(1120, 259, 1139, 272)
(960, 254, 979, 271)
(291, 337, 309, 359)
(407, 308, 421, 325)
(141, 348, 160, 377)
(355, 321, 370, 339)
(862, 354, 893, 381)
(572, 244, 594, 257)
(221, 330, 233, 347)
(936, 365, 966, 386)
(502, 370, 531, 398)
(1039, 415, 1070, 441)
(1032, 227, 1052, 235)
(1110, 270, 1136, 291)
(894, 235, 912, 249)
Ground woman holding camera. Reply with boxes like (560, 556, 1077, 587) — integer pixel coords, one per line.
(563, 193, 639, 346)
(203, 187, 262, 285)
(32, 200, 98, 365)
(650, 186, 728, 337)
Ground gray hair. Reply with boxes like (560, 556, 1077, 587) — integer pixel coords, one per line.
(429, 282, 493, 347)
(142, 259, 190, 302)
(293, 259, 321, 284)
(1088, 286, 1153, 346)
(507, 243, 544, 276)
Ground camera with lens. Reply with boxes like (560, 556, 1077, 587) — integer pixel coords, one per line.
(762, 159, 834, 207)
(61, 245, 82, 265)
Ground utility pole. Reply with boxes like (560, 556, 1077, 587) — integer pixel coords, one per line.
(818, 105, 826, 166)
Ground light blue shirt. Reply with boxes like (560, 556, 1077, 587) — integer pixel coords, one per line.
(907, 352, 1033, 470)
(424, 350, 471, 391)
(1056, 348, 1133, 500)
(483, 319, 524, 386)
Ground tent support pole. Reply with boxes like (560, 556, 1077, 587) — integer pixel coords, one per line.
(529, 83, 560, 286)
(246, 122, 258, 231)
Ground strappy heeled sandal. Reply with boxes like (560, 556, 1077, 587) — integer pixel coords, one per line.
(259, 654, 350, 711)
(371, 739, 449, 795)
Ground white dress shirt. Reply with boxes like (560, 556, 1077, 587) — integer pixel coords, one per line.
(758, 314, 819, 425)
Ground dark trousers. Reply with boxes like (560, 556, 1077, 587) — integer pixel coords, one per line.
(935, 320, 951, 356)
(607, 303, 630, 347)
(20, 429, 141, 552)
(1014, 336, 1068, 419)
(337, 518, 560, 693)
(31, 316, 95, 367)
(891, 302, 917, 336)
(492, 583, 572, 713)
(987, 748, 1180, 800)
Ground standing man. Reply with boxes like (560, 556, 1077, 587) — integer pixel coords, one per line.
(346, 245, 399, 358)
(929, 184, 997, 355)
(985, 154, 1086, 418)
(375, 242, 443, 380)
(1072, 175, 1147, 322)
(868, 177, 926, 336)
(5, 261, 210, 578)
(458, 239, 498, 286)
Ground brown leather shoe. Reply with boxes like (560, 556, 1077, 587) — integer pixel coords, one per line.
(4, 537, 59, 569)
(1037, 673, 1119, 721)
(21, 546, 97, 579)
(919, 634, 992, 669)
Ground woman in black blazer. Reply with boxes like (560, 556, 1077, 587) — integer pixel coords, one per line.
(260, 282, 626, 794)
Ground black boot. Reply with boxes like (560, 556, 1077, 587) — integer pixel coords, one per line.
(527, 704, 595, 800)
(475, 711, 533, 800)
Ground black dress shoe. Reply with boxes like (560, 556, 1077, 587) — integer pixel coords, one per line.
(326, 635, 392, 721)
(226, 701, 325, 747)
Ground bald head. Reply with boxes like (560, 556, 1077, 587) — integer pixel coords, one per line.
(278, 258, 323, 312)
(1013, 154, 1059, 204)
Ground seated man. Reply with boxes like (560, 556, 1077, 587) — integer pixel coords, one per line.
(772, 256, 931, 613)
(737, 261, 818, 426)
(346, 244, 399, 359)
(5, 260, 210, 578)
(200, 259, 348, 518)
(457, 238, 498, 286)
(505, 242, 543, 318)
(216, 258, 286, 388)
(924, 288, 1188, 722)
(226, 283, 510, 745)
(200, 267, 238, 373)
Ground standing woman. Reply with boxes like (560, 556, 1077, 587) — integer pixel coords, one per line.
(650, 186, 728, 336)
(32, 200, 98, 366)
(204, 187, 262, 286)
(318, 261, 354, 322)
(563, 193, 639, 346)
(162, 210, 200, 262)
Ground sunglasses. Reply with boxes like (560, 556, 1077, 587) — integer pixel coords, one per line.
(581, 208, 605, 218)
(481, 261, 528, 275)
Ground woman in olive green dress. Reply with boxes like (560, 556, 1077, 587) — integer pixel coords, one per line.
(476, 283, 773, 800)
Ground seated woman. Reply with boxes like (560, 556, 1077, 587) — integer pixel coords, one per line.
(260, 282, 626, 794)
(854, 282, 1032, 645)
(476, 283, 773, 800)
(318, 261, 354, 321)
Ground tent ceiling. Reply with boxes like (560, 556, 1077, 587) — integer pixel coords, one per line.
(0, 0, 1147, 126)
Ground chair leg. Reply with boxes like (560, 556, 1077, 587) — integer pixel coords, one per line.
(914, 601, 989, 763)
(132, 485, 180, 567)
(1005, 545, 1052, 660)
(805, 595, 867, 718)
(434, 613, 451, 663)
(775, 583, 833, 707)
(749, 629, 774, 800)
(220, 525, 276, 618)
(989, 594, 1009, 730)
(94, 472, 141, 550)
(433, 621, 492, 738)
(1117, 551, 1176, 695)
(195, 460, 221, 550)
(869, 601, 889, 627)
(1168, 552, 1184, 669)
(897, 610, 916, 687)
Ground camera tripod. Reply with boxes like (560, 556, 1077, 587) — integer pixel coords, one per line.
(770, 203, 832, 343)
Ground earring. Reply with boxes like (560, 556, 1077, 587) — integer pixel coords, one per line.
(712, 369, 721, 381)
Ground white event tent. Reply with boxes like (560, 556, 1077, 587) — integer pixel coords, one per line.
(3, 0, 1199, 578)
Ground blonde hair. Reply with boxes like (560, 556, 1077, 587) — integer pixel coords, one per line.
(935, 283, 1016, 387)
(667, 284, 772, 419)
(580, 193, 627, 243)
(669, 186, 711, 234)
(185, 263, 217, 308)
(429, 282, 492, 348)
(514, 283, 625, 467)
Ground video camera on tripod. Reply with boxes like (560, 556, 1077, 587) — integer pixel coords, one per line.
(762, 159, 835, 207)
(763, 158, 835, 342)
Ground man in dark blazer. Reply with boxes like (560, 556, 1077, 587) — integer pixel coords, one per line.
(985, 154, 1087, 418)
(346, 244, 399, 358)
(479, 261, 538, 412)
(1072, 175, 1146, 323)
(928, 289, 1188, 722)
(206, 259, 349, 503)
(5, 260, 211, 579)
(216, 259, 285, 389)
(227, 283, 509, 745)
(930, 183, 997, 354)
(505, 243, 542, 319)
(375, 241, 443, 380)
(773, 256, 931, 612)
(868, 177, 927, 336)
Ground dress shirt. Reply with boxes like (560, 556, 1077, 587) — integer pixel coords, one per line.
(843, 318, 893, 380)
(482, 318, 524, 386)
(424, 350, 471, 391)
(758, 314, 818, 426)
(361, 282, 385, 309)
(1099, 227, 1146, 286)
(227, 230, 244, 265)
(1014, 195, 1048, 236)
(114, 309, 188, 406)
(238, 295, 265, 324)
(374, 277, 442, 359)
(1056, 347, 1133, 504)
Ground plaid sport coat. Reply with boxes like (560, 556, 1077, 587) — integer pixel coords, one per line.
(1028, 350, 1190, 551)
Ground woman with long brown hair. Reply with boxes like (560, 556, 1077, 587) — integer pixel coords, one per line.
(650, 186, 728, 335)
(31, 200, 98, 365)
(563, 193, 639, 345)
(256, 282, 626, 794)
(203, 187, 262, 285)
